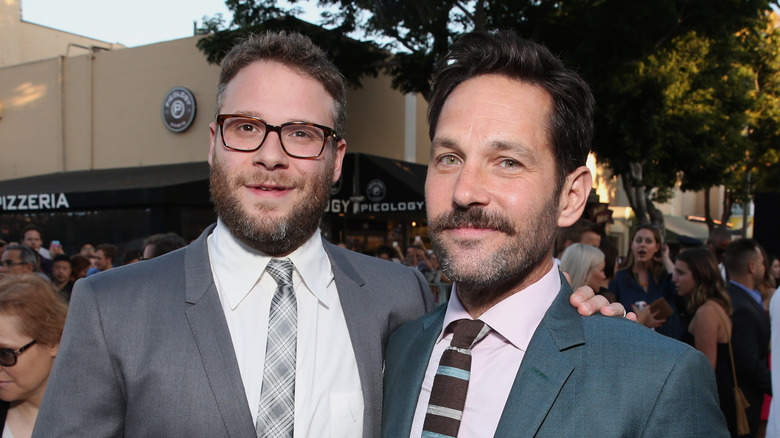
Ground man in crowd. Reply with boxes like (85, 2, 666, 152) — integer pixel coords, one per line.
(382, 31, 727, 437)
(554, 217, 602, 259)
(50, 254, 75, 299)
(21, 224, 52, 276)
(708, 226, 732, 281)
(87, 243, 116, 276)
(35, 31, 622, 437)
(0, 244, 37, 276)
(141, 232, 187, 260)
(724, 238, 771, 437)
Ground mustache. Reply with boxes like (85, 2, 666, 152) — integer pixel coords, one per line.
(233, 173, 300, 189)
(428, 207, 516, 236)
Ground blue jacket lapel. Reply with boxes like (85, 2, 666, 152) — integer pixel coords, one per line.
(382, 305, 447, 437)
(494, 274, 585, 438)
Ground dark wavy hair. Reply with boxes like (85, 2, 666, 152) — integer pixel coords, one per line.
(676, 248, 732, 315)
(427, 30, 594, 190)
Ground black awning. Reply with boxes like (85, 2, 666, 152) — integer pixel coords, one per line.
(328, 153, 426, 216)
(0, 162, 211, 212)
(0, 154, 427, 216)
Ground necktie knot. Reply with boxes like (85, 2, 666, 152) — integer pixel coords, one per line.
(266, 258, 294, 290)
(450, 319, 489, 349)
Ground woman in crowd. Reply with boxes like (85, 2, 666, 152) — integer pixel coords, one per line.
(769, 254, 780, 290)
(68, 254, 90, 282)
(609, 224, 682, 339)
(672, 248, 736, 436)
(559, 243, 614, 302)
(0, 275, 68, 438)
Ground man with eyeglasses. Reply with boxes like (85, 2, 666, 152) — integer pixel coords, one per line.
(0, 244, 36, 276)
(35, 31, 623, 438)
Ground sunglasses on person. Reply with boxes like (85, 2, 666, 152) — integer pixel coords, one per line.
(0, 340, 36, 367)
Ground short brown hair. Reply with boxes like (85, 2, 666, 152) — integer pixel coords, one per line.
(96, 243, 117, 262)
(216, 31, 347, 135)
(0, 274, 67, 346)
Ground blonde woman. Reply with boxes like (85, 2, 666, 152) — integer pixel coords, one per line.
(560, 243, 614, 302)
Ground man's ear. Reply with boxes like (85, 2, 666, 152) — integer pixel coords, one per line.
(331, 139, 347, 184)
(208, 122, 218, 166)
(557, 166, 592, 228)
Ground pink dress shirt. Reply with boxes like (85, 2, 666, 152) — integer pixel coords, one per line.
(409, 263, 561, 437)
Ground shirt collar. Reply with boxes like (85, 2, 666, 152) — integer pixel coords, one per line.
(440, 261, 560, 352)
(209, 219, 334, 310)
(729, 280, 763, 306)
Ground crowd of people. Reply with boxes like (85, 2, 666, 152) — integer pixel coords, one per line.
(550, 216, 779, 438)
(0, 28, 766, 438)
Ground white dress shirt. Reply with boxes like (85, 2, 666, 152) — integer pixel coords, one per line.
(208, 220, 363, 437)
(410, 262, 561, 438)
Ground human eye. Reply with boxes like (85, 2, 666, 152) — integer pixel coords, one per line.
(498, 158, 522, 169)
(436, 154, 461, 166)
(284, 125, 323, 143)
(226, 118, 263, 136)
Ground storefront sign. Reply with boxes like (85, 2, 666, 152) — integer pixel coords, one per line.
(161, 87, 197, 133)
(0, 193, 70, 211)
(325, 199, 425, 214)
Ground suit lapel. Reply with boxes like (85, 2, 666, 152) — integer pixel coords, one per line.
(184, 226, 256, 437)
(494, 275, 585, 438)
(384, 306, 447, 437)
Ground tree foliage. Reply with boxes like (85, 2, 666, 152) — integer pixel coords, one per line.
(198, 0, 780, 231)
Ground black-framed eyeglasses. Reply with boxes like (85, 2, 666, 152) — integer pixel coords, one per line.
(0, 340, 36, 367)
(215, 114, 341, 159)
(1, 260, 27, 267)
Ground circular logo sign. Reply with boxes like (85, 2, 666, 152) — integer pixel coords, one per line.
(161, 87, 197, 133)
(366, 179, 386, 202)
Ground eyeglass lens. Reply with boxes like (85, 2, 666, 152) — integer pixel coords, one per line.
(0, 340, 35, 367)
(221, 116, 327, 157)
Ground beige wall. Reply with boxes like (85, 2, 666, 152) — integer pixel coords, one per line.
(344, 73, 431, 162)
(0, 57, 63, 178)
(0, 36, 220, 179)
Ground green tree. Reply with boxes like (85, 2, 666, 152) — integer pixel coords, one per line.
(198, 0, 780, 231)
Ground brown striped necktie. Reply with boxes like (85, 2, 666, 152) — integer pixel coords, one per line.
(422, 319, 490, 437)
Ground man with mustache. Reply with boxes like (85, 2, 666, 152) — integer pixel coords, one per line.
(382, 31, 728, 437)
(34, 31, 625, 438)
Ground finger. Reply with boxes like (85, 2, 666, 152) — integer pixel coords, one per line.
(625, 311, 638, 322)
(598, 302, 624, 317)
(570, 286, 595, 309)
(576, 293, 607, 316)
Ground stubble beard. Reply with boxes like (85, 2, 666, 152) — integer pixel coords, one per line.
(209, 157, 334, 256)
(428, 194, 559, 307)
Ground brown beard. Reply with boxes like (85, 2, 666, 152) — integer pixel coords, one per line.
(428, 193, 559, 307)
(209, 155, 334, 256)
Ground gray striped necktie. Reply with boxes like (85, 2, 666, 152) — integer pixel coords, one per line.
(422, 319, 490, 438)
(256, 258, 296, 438)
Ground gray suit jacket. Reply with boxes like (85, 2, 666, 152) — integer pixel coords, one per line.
(382, 273, 729, 437)
(33, 224, 434, 437)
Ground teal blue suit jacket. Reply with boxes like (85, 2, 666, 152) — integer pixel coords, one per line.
(382, 272, 729, 437)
